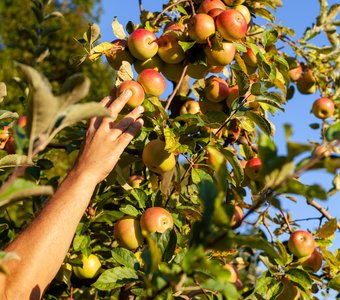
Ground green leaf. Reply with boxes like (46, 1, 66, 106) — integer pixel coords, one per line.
(93, 267, 138, 291)
(325, 121, 340, 141)
(254, 8, 275, 22)
(130, 189, 147, 209)
(0, 178, 53, 207)
(0, 155, 29, 168)
(0, 110, 18, 120)
(245, 111, 275, 136)
(57, 102, 110, 130)
(315, 219, 338, 239)
(328, 276, 340, 292)
(112, 18, 126, 39)
(220, 148, 244, 184)
(261, 29, 278, 46)
(0, 82, 7, 102)
(191, 168, 213, 185)
(306, 184, 327, 200)
(58, 73, 91, 107)
(233, 69, 250, 96)
(164, 126, 180, 153)
(87, 23, 101, 45)
(73, 235, 91, 251)
(178, 41, 196, 52)
(286, 268, 312, 289)
(119, 205, 139, 217)
(111, 248, 138, 269)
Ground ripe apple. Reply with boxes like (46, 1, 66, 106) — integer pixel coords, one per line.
(73, 254, 101, 279)
(129, 175, 145, 188)
(311, 97, 335, 119)
(140, 207, 174, 233)
(288, 230, 315, 258)
(114, 216, 143, 249)
(161, 63, 184, 82)
(106, 39, 135, 70)
(0, 127, 10, 149)
(199, 100, 225, 113)
(157, 34, 186, 64)
(242, 47, 257, 67)
(188, 13, 216, 44)
(216, 9, 247, 41)
(205, 76, 229, 103)
(223, 0, 245, 5)
(142, 139, 176, 174)
(18, 115, 27, 128)
(276, 278, 300, 300)
(288, 64, 303, 82)
(223, 264, 238, 283)
(204, 42, 236, 66)
(187, 63, 209, 79)
(137, 69, 166, 97)
(116, 80, 145, 108)
(301, 249, 323, 272)
(128, 28, 158, 61)
(245, 157, 262, 180)
(226, 85, 239, 108)
(297, 69, 317, 94)
(234, 5, 251, 24)
(134, 55, 164, 73)
(208, 8, 225, 19)
(198, 0, 227, 14)
(180, 100, 201, 115)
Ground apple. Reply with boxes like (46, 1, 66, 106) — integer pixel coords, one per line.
(311, 97, 335, 119)
(276, 278, 300, 300)
(73, 254, 101, 279)
(188, 13, 216, 44)
(137, 69, 166, 97)
(288, 230, 315, 258)
(199, 100, 225, 113)
(205, 76, 229, 103)
(301, 249, 323, 272)
(116, 80, 145, 108)
(216, 9, 247, 41)
(245, 157, 262, 180)
(234, 5, 251, 24)
(105, 39, 135, 70)
(208, 8, 225, 19)
(297, 69, 317, 94)
(204, 41, 236, 66)
(128, 28, 158, 61)
(114, 216, 143, 249)
(129, 175, 145, 188)
(198, 0, 227, 14)
(134, 55, 164, 73)
(157, 34, 186, 64)
(288, 64, 303, 82)
(18, 115, 27, 128)
(0, 127, 10, 149)
(242, 47, 257, 67)
(142, 139, 176, 174)
(140, 207, 174, 233)
(5, 136, 16, 154)
(226, 85, 239, 108)
(223, 264, 238, 283)
(222, 0, 245, 5)
(161, 63, 184, 82)
(180, 100, 201, 115)
(187, 63, 209, 79)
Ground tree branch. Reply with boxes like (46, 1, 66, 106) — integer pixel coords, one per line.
(307, 198, 340, 230)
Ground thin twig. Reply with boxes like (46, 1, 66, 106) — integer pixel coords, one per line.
(153, 0, 192, 26)
(307, 199, 340, 230)
(279, 207, 292, 233)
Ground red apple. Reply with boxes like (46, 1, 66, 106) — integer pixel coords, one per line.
(18, 116, 27, 128)
(226, 85, 239, 108)
(188, 13, 216, 44)
(288, 230, 315, 258)
(114, 216, 143, 250)
(137, 69, 166, 97)
(223, 0, 245, 5)
(106, 39, 135, 70)
(216, 9, 247, 41)
(204, 41, 236, 66)
(134, 55, 164, 73)
(311, 97, 335, 119)
(208, 8, 226, 19)
(140, 207, 174, 233)
(297, 69, 317, 94)
(234, 5, 251, 24)
(180, 100, 201, 115)
(242, 47, 257, 67)
(245, 157, 262, 180)
(198, 0, 227, 14)
(128, 29, 158, 61)
(301, 249, 323, 272)
(205, 76, 229, 103)
(157, 34, 186, 64)
(142, 139, 176, 174)
(116, 80, 145, 108)
(288, 64, 303, 82)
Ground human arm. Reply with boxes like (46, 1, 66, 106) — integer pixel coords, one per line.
(0, 90, 144, 299)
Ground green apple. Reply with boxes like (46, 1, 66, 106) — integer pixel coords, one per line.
(134, 55, 164, 73)
(234, 5, 251, 24)
(204, 41, 236, 66)
(180, 100, 201, 115)
(158, 34, 186, 64)
(297, 69, 317, 94)
(73, 254, 101, 279)
(114, 216, 143, 250)
(205, 76, 230, 103)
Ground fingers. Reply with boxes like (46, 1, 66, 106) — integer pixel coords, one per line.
(114, 118, 144, 153)
(87, 96, 113, 136)
(107, 89, 133, 119)
(110, 106, 144, 141)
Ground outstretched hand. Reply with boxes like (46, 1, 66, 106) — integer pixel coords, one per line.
(72, 90, 144, 184)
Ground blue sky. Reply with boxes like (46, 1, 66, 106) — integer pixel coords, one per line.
(98, 0, 339, 250)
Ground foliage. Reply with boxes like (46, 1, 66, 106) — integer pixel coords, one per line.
(0, 0, 339, 299)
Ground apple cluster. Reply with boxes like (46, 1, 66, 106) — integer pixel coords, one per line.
(0, 116, 27, 155)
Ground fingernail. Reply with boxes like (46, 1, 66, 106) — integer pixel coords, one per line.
(137, 106, 144, 112)
(124, 89, 133, 97)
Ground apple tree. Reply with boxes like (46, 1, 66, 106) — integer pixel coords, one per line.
(0, 0, 339, 299)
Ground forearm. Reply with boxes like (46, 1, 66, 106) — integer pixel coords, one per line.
(2, 169, 97, 299)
